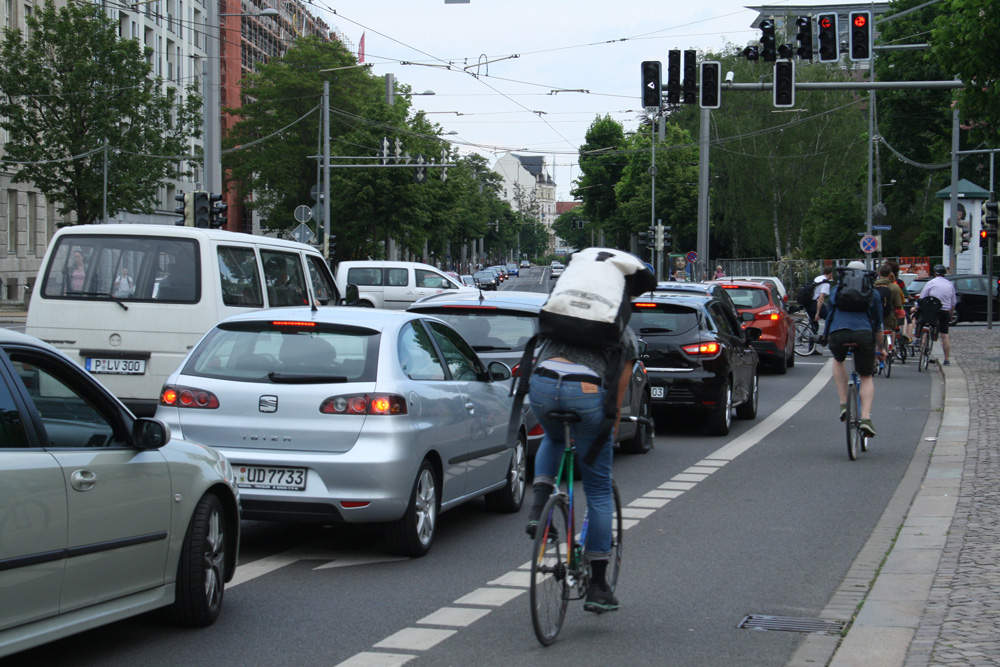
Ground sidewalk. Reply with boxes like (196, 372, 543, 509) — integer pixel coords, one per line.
(791, 327, 1000, 666)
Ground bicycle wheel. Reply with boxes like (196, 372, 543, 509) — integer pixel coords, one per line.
(794, 320, 816, 356)
(606, 480, 624, 593)
(885, 352, 892, 378)
(846, 381, 860, 461)
(919, 330, 931, 372)
(530, 494, 570, 646)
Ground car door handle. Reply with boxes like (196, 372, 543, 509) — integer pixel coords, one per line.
(465, 401, 475, 413)
(70, 468, 97, 492)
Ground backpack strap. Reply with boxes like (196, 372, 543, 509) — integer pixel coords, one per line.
(582, 347, 625, 466)
(505, 334, 539, 448)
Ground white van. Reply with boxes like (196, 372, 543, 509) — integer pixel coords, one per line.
(334, 260, 475, 309)
(26, 224, 340, 416)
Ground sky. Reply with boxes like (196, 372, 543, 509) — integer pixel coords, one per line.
(299, 0, 835, 201)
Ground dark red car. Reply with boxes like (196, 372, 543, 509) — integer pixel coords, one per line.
(710, 280, 795, 373)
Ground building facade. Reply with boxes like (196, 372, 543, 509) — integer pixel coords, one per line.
(493, 152, 558, 253)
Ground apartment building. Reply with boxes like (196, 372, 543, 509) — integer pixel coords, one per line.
(493, 152, 558, 253)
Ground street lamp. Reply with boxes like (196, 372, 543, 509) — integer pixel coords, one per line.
(204, 7, 279, 196)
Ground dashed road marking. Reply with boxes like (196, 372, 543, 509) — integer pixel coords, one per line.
(373, 628, 456, 651)
(416, 607, 492, 627)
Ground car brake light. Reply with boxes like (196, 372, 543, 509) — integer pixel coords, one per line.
(160, 385, 219, 409)
(756, 309, 781, 321)
(682, 341, 721, 356)
(634, 302, 658, 309)
(320, 393, 407, 415)
(272, 320, 316, 327)
(528, 423, 545, 437)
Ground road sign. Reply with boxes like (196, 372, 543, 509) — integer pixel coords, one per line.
(292, 223, 314, 244)
(686, 251, 698, 263)
(860, 235, 879, 253)
(294, 205, 313, 223)
(311, 203, 324, 224)
(872, 225, 891, 231)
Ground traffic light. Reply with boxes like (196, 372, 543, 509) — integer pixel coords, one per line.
(662, 225, 673, 250)
(655, 224, 664, 250)
(943, 227, 954, 246)
(192, 191, 210, 228)
(174, 192, 189, 226)
(210, 193, 227, 229)
(983, 197, 999, 229)
(961, 225, 971, 252)
(817, 13, 839, 63)
(666, 50, 680, 105)
(848, 10, 872, 61)
(980, 229, 992, 248)
(773, 61, 795, 107)
(700, 61, 721, 109)
(796, 16, 813, 60)
(641, 61, 662, 109)
(742, 45, 759, 61)
(638, 231, 649, 247)
(778, 44, 794, 60)
(682, 50, 697, 104)
(647, 225, 656, 248)
(760, 19, 777, 62)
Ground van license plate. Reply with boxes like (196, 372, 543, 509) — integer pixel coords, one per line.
(236, 466, 307, 491)
(651, 387, 665, 399)
(85, 358, 146, 375)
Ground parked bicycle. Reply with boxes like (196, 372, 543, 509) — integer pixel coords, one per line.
(793, 319, 818, 356)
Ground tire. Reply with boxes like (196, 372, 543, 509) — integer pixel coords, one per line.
(166, 493, 228, 626)
(794, 320, 816, 356)
(774, 355, 788, 374)
(386, 460, 438, 558)
(484, 433, 526, 513)
(885, 353, 893, 378)
(786, 343, 795, 368)
(846, 382, 859, 461)
(735, 373, 758, 420)
(606, 480, 624, 593)
(619, 394, 653, 454)
(919, 330, 932, 372)
(706, 380, 732, 436)
(530, 494, 570, 646)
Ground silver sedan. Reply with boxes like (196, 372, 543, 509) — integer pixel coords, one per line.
(155, 306, 525, 558)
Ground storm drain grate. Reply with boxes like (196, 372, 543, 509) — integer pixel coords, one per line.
(739, 615, 846, 634)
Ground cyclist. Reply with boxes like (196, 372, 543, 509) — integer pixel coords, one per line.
(916, 264, 958, 365)
(820, 261, 885, 438)
(808, 266, 835, 352)
(874, 264, 904, 345)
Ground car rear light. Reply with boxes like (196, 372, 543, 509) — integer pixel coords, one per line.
(320, 393, 407, 415)
(160, 385, 220, 409)
(528, 423, 545, 437)
(682, 341, 721, 356)
(340, 501, 371, 509)
(756, 309, 781, 321)
(633, 302, 658, 309)
(272, 320, 316, 327)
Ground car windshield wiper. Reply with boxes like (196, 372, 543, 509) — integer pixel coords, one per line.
(69, 290, 128, 311)
(267, 372, 348, 384)
(472, 344, 512, 351)
(640, 327, 673, 334)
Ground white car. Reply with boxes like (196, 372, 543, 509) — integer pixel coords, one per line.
(549, 262, 565, 279)
(725, 275, 788, 305)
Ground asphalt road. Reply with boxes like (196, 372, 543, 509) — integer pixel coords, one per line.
(1, 270, 935, 666)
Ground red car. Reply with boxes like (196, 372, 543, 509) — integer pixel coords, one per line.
(710, 280, 795, 373)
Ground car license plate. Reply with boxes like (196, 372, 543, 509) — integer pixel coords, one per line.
(235, 465, 306, 491)
(651, 386, 665, 399)
(85, 357, 146, 374)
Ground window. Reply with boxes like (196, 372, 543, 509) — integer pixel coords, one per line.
(306, 255, 337, 305)
(398, 322, 445, 381)
(709, 302, 737, 337)
(6, 189, 16, 255)
(218, 245, 263, 307)
(26, 192, 36, 256)
(261, 250, 308, 307)
(416, 269, 448, 289)
(0, 367, 30, 448)
(8, 351, 123, 448)
(427, 321, 485, 382)
(386, 268, 408, 287)
(346, 267, 381, 286)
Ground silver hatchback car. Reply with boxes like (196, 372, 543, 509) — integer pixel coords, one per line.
(155, 306, 524, 557)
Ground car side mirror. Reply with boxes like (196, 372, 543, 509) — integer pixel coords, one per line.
(744, 326, 763, 342)
(741, 311, 755, 322)
(342, 283, 360, 306)
(488, 361, 512, 382)
(133, 417, 170, 449)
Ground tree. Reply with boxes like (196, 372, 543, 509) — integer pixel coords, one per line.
(572, 115, 627, 232)
(0, 1, 201, 225)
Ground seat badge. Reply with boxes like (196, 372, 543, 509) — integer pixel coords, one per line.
(259, 395, 278, 413)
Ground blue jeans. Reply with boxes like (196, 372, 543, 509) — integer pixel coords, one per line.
(528, 373, 614, 560)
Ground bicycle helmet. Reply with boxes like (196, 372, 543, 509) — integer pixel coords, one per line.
(933, 264, 947, 275)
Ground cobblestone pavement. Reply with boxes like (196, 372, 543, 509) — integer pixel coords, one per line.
(905, 327, 1000, 667)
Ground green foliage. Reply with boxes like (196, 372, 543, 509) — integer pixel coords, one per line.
(0, 0, 201, 224)
(572, 115, 627, 228)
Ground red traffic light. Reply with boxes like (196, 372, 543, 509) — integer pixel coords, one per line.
(853, 14, 867, 28)
(819, 16, 832, 29)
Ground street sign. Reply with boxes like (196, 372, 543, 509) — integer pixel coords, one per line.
(294, 205, 313, 223)
(311, 203, 324, 225)
(292, 223, 314, 244)
(872, 225, 892, 231)
(860, 235, 879, 253)
(686, 251, 698, 263)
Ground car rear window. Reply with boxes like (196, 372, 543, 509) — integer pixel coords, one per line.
(183, 322, 379, 383)
(629, 303, 700, 335)
(720, 287, 770, 309)
(420, 308, 538, 351)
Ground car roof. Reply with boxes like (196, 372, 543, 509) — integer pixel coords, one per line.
(217, 305, 431, 332)
(632, 292, 709, 308)
(0, 328, 63, 352)
(725, 275, 787, 293)
(51, 223, 316, 251)
(409, 290, 547, 311)
(708, 279, 770, 290)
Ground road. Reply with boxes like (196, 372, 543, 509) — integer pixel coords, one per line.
(1, 267, 936, 666)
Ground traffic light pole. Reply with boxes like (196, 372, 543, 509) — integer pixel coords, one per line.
(697, 106, 710, 282)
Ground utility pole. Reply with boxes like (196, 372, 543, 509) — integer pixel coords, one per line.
(323, 81, 331, 262)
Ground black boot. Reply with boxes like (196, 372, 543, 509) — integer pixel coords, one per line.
(584, 560, 619, 613)
(525, 482, 553, 537)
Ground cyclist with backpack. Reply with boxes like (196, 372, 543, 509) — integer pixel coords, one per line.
(796, 266, 833, 354)
(875, 264, 905, 337)
(820, 261, 885, 437)
(916, 264, 958, 365)
(511, 247, 655, 614)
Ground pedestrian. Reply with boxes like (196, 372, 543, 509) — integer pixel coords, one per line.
(714, 265, 726, 279)
(917, 264, 958, 365)
(874, 264, 904, 337)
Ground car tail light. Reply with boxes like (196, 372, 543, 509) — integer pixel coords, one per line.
(160, 385, 220, 409)
(320, 393, 407, 415)
(633, 302, 658, 309)
(272, 320, 316, 327)
(756, 309, 781, 321)
(340, 501, 370, 508)
(528, 422, 545, 437)
(682, 341, 721, 357)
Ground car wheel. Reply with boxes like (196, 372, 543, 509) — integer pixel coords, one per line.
(736, 373, 759, 420)
(166, 493, 227, 626)
(387, 460, 438, 558)
(773, 353, 788, 374)
(619, 393, 653, 454)
(706, 380, 732, 436)
(485, 432, 527, 513)
(786, 343, 795, 368)
(950, 309, 959, 325)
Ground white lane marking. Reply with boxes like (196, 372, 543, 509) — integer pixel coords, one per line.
(313, 553, 408, 570)
(373, 628, 456, 651)
(331, 363, 834, 665)
(228, 551, 301, 588)
(622, 507, 656, 519)
(417, 607, 492, 627)
(335, 652, 415, 667)
(229, 545, 405, 586)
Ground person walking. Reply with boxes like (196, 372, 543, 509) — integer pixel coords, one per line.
(917, 264, 958, 365)
(714, 265, 726, 279)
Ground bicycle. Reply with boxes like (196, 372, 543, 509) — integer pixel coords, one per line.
(843, 345, 870, 461)
(915, 319, 938, 372)
(876, 329, 894, 378)
(893, 328, 908, 364)
(793, 319, 817, 356)
(529, 412, 651, 645)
